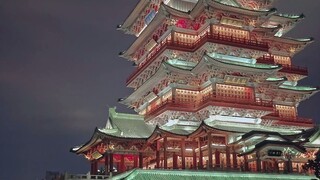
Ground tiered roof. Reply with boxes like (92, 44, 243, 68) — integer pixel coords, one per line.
(71, 108, 319, 155)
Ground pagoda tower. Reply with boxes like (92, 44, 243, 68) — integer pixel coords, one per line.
(70, 0, 320, 179)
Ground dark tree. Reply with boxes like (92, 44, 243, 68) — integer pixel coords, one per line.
(303, 150, 320, 179)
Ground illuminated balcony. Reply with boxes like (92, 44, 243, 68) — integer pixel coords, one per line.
(144, 94, 273, 120)
(257, 55, 308, 75)
(126, 32, 269, 86)
(280, 64, 308, 75)
(256, 55, 275, 64)
(263, 112, 314, 126)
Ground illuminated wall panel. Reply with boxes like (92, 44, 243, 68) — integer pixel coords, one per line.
(200, 85, 213, 97)
(216, 84, 254, 101)
(176, 89, 199, 102)
(275, 105, 296, 119)
(174, 32, 198, 44)
(212, 25, 249, 39)
(274, 55, 291, 66)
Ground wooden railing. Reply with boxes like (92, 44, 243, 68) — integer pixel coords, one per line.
(145, 94, 273, 119)
(257, 55, 308, 75)
(280, 64, 308, 75)
(256, 55, 275, 64)
(264, 112, 313, 124)
(126, 32, 269, 85)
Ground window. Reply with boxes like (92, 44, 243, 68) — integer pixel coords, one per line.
(212, 25, 249, 39)
(275, 105, 296, 119)
(216, 84, 254, 101)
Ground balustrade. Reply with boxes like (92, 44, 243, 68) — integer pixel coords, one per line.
(265, 112, 313, 124)
(280, 64, 308, 75)
(256, 55, 308, 75)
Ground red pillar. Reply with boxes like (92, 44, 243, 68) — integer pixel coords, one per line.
(91, 161, 98, 175)
(120, 154, 125, 172)
(207, 132, 213, 170)
(215, 150, 220, 168)
(133, 155, 138, 168)
(163, 137, 168, 169)
(109, 153, 113, 173)
(156, 151, 160, 168)
(244, 155, 249, 171)
(198, 138, 203, 169)
(232, 152, 237, 169)
(156, 140, 160, 168)
(104, 154, 109, 174)
(262, 161, 266, 172)
(90, 161, 94, 175)
(139, 152, 143, 168)
(226, 147, 231, 169)
(274, 159, 279, 173)
(256, 157, 261, 172)
(173, 152, 178, 169)
(287, 157, 293, 173)
(192, 139, 197, 170)
(181, 138, 186, 169)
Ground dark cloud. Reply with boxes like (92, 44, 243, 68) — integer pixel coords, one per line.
(0, 0, 319, 179)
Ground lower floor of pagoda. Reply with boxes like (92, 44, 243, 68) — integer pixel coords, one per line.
(89, 152, 314, 176)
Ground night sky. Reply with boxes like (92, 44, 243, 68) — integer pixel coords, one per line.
(0, 0, 319, 179)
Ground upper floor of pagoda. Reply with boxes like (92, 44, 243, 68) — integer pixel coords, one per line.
(118, 0, 302, 39)
(118, 1, 309, 65)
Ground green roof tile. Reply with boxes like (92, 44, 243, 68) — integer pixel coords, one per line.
(111, 169, 315, 180)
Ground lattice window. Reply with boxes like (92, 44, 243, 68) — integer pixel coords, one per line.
(216, 84, 254, 101)
(174, 32, 198, 44)
(274, 55, 291, 66)
(176, 89, 198, 103)
(212, 25, 249, 39)
(275, 105, 296, 119)
(200, 85, 213, 97)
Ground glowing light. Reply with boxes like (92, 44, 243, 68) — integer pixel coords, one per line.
(72, 147, 80, 151)
(209, 115, 262, 124)
(92, 151, 103, 159)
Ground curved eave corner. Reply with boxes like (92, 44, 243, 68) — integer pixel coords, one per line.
(70, 127, 101, 154)
(275, 13, 305, 20)
(117, 0, 150, 31)
(283, 37, 314, 44)
(279, 85, 320, 93)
